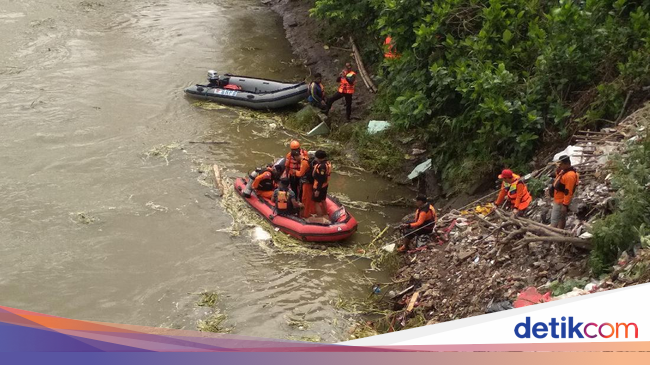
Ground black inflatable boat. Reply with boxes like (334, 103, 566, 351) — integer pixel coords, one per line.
(185, 74, 308, 110)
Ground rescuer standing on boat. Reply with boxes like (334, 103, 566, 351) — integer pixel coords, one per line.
(285, 140, 309, 198)
(312, 150, 332, 218)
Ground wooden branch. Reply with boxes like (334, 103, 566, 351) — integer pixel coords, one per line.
(616, 91, 632, 124)
(406, 292, 420, 312)
(516, 217, 574, 236)
(391, 285, 415, 299)
(349, 37, 377, 93)
(513, 236, 592, 250)
(502, 228, 527, 244)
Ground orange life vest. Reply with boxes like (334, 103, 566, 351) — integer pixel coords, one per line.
(312, 160, 332, 189)
(503, 175, 532, 210)
(384, 36, 398, 59)
(413, 204, 437, 228)
(286, 149, 308, 176)
(256, 168, 275, 191)
(553, 167, 580, 201)
(338, 71, 356, 94)
(276, 190, 289, 210)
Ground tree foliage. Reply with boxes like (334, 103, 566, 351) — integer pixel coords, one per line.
(590, 135, 650, 274)
(312, 0, 650, 192)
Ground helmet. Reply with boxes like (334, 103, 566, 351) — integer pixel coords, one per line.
(207, 70, 218, 80)
(290, 140, 301, 150)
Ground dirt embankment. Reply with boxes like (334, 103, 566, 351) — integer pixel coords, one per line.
(265, 0, 375, 120)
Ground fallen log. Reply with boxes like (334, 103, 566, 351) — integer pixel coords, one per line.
(212, 164, 226, 196)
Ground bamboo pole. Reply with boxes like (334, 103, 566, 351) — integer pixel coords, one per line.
(349, 37, 377, 93)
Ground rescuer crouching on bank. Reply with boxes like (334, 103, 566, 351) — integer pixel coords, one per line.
(398, 195, 437, 252)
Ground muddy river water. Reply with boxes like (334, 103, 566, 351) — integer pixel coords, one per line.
(0, 0, 412, 341)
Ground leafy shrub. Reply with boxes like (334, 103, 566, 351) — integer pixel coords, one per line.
(525, 176, 547, 199)
(590, 135, 650, 274)
(312, 0, 650, 191)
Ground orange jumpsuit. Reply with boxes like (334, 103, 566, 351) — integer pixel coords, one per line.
(495, 174, 532, 211)
(252, 169, 275, 199)
(295, 159, 315, 218)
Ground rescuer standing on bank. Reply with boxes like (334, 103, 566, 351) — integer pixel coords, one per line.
(550, 155, 579, 229)
(325, 62, 356, 121)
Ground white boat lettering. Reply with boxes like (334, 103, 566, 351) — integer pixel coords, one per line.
(216, 89, 238, 97)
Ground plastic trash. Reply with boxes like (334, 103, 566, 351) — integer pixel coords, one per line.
(372, 285, 381, 294)
(513, 287, 552, 308)
(367, 120, 391, 134)
(306, 121, 330, 137)
(486, 301, 513, 313)
(553, 145, 585, 165)
(408, 159, 432, 180)
(382, 243, 396, 253)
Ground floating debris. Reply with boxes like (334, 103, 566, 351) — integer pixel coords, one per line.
(144, 142, 183, 165)
(197, 310, 231, 333)
(71, 212, 97, 225)
(145, 201, 168, 213)
(285, 315, 311, 330)
(196, 291, 219, 308)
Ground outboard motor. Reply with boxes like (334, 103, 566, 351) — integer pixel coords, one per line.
(273, 158, 286, 176)
(207, 70, 220, 88)
(242, 167, 262, 198)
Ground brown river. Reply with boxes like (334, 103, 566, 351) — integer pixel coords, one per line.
(0, 0, 411, 341)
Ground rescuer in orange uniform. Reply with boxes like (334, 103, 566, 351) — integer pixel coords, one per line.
(550, 155, 579, 229)
(325, 62, 356, 121)
(295, 152, 316, 218)
(384, 36, 399, 59)
(312, 150, 332, 218)
(399, 195, 437, 251)
(284, 140, 309, 198)
(252, 164, 279, 199)
(494, 169, 533, 217)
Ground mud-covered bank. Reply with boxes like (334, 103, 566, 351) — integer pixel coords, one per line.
(265, 0, 375, 116)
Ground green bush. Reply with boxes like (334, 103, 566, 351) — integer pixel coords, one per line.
(312, 0, 650, 190)
(590, 135, 650, 274)
(525, 176, 547, 199)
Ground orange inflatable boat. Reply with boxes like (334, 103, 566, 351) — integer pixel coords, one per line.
(234, 177, 357, 242)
